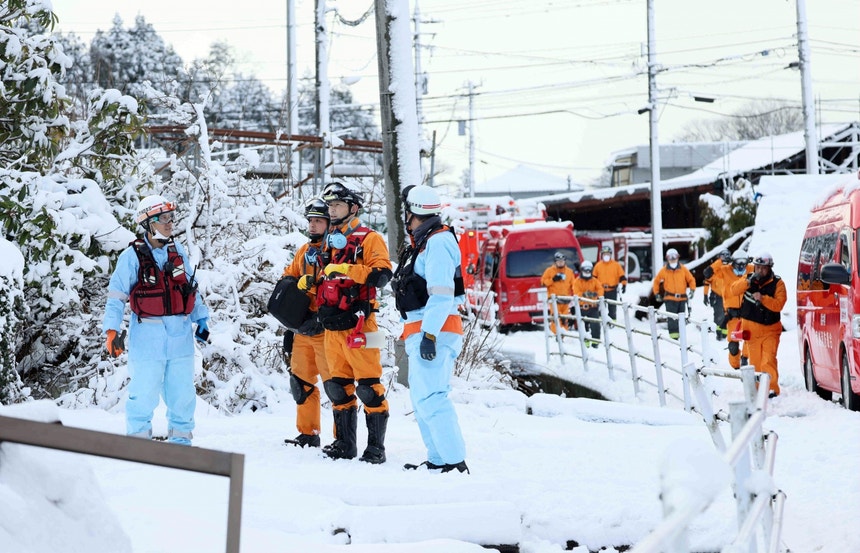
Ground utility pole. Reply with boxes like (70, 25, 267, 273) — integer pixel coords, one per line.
(286, 0, 299, 183)
(646, 0, 663, 278)
(375, 0, 422, 385)
(413, 1, 426, 137)
(315, 0, 332, 184)
(375, 0, 422, 253)
(468, 80, 476, 198)
(796, 0, 819, 174)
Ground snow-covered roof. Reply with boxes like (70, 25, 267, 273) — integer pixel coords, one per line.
(475, 164, 583, 195)
(535, 123, 854, 206)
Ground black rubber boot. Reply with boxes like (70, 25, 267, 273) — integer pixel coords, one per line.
(359, 411, 388, 464)
(284, 434, 320, 448)
(323, 407, 358, 460)
(441, 461, 470, 474)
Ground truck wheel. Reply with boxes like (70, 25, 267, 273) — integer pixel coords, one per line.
(804, 346, 831, 401)
(841, 351, 860, 411)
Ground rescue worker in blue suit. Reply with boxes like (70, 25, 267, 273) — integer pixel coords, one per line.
(393, 185, 469, 474)
(103, 195, 209, 446)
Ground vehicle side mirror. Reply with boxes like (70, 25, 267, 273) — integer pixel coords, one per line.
(820, 262, 851, 285)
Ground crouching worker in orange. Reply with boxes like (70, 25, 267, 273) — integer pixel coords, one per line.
(317, 182, 393, 463)
(729, 253, 786, 397)
(279, 198, 332, 448)
(541, 252, 576, 333)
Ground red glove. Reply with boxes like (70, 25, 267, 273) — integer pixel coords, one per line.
(106, 329, 125, 357)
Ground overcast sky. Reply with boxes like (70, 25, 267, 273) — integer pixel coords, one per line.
(49, 0, 860, 185)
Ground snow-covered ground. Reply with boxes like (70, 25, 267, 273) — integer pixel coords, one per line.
(2, 174, 860, 553)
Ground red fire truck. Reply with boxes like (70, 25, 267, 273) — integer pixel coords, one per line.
(466, 220, 584, 330)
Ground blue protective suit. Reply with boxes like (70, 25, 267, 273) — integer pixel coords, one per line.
(102, 236, 208, 444)
(403, 226, 466, 466)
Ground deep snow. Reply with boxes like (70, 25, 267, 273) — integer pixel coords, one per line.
(2, 173, 860, 553)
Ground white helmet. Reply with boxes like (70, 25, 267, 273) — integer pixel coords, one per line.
(404, 185, 442, 216)
(753, 252, 774, 267)
(580, 260, 594, 272)
(136, 195, 175, 225)
(665, 248, 680, 260)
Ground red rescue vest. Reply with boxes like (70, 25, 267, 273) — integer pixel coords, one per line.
(129, 238, 197, 318)
(317, 225, 377, 310)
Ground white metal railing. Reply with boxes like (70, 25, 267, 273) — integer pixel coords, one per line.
(630, 371, 785, 553)
(538, 290, 718, 411)
(534, 289, 785, 553)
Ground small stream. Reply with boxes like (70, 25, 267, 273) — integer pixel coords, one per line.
(499, 353, 607, 400)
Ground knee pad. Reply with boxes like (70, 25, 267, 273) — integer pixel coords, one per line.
(356, 378, 385, 408)
(323, 377, 354, 406)
(728, 341, 740, 356)
(289, 373, 315, 405)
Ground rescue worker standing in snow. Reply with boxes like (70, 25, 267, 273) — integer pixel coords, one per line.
(702, 249, 732, 340)
(541, 252, 576, 333)
(593, 246, 627, 320)
(281, 198, 332, 448)
(316, 182, 393, 463)
(652, 248, 696, 340)
(572, 260, 604, 348)
(729, 252, 786, 397)
(722, 253, 753, 369)
(393, 185, 469, 474)
(103, 195, 209, 445)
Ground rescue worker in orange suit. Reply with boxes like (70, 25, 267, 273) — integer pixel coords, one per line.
(729, 252, 786, 397)
(103, 195, 209, 446)
(394, 185, 469, 474)
(593, 246, 627, 320)
(314, 182, 393, 463)
(702, 249, 732, 340)
(572, 260, 604, 348)
(652, 248, 696, 340)
(281, 198, 332, 448)
(541, 252, 576, 333)
(722, 253, 753, 369)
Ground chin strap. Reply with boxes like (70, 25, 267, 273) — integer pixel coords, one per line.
(152, 228, 172, 241)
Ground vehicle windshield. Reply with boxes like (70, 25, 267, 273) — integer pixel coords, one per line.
(506, 248, 580, 278)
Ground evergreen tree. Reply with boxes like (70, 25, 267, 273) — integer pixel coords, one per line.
(0, 2, 148, 402)
(89, 14, 184, 101)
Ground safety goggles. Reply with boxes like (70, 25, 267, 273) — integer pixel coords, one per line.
(152, 213, 176, 224)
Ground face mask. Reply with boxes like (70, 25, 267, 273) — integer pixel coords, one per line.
(602, 254, 611, 262)
(733, 267, 745, 276)
(327, 231, 347, 249)
(668, 261, 678, 269)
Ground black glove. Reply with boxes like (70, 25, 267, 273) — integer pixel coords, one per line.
(420, 333, 436, 360)
(296, 316, 323, 336)
(552, 273, 564, 282)
(620, 284, 626, 294)
(654, 294, 663, 303)
(703, 294, 710, 306)
(283, 330, 295, 354)
(366, 267, 393, 288)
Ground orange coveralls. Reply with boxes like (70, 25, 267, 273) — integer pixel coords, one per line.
(323, 217, 393, 415)
(541, 264, 576, 333)
(593, 258, 627, 319)
(282, 240, 330, 437)
(572, 275, 605, 341)
(720, 263, 752, 369)
(730, 273, 787, 395)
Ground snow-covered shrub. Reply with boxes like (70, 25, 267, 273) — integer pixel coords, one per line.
(698, 178, 757, 249)
(0, 239, 27, 404)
